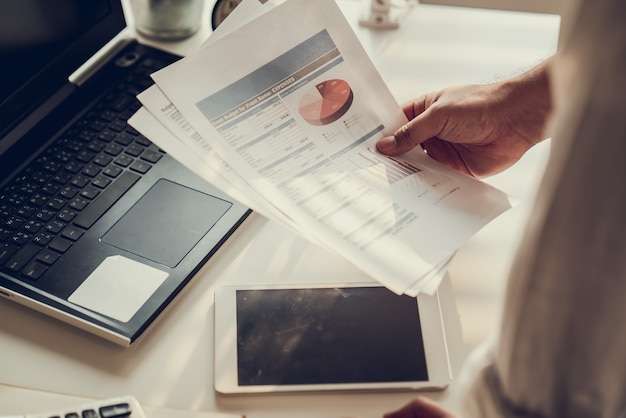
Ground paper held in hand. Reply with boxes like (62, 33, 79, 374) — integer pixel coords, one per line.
(128, 0, 511, 296)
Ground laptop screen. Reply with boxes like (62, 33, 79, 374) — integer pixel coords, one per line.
(0, 0, 125, 153)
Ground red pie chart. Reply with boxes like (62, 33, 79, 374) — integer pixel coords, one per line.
(298, 79, 354, 126)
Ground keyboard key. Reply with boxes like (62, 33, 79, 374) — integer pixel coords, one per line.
(103, 165, 123, 178)
(105, 143, 124, 156)
(61, 225, 84, 241)
(68, 197, 89, 211)
(0, 204, 13, 218)
(56, 150, 74, 163)
(87, 140, 105, 153)
(125, 143, 144, 157)
(35, 208, 56, 222)
(80, 186, 101, 200)
(82, 163, 102, 177)
(73, 171, 140, 229)
(49, 237, 72, 253)
(22, 220, 43, 233)
(71, 174, 91, 188)
(5, 243, 40, 272)
(129, 160, 151, 174)
(0, 243, 18, 264)
(21, 261, 47, 280)
(93, 154, 113, 167)
(99, 402, 131, 418)
(59, 186, 79, 199)
(87, 119, 108, 132)
(45, 220, 65, 234)
(76, 150, 95, 163)
(140, 149, 162, 164)
(98, 130, 117, 142)
(10, 231, 30, 245)
(48, 197, 67, 210)
(134, 136, 151, 147)
(4, 216, 24, 230)
(65, 161, 84, 174)
(109, 119, 126, 132)
(41, 183, 60, 195)
(92, 175, 112, 189)
(99, 110, 117, 122)
(32, 231, 54, 246)
(82, 409, 99, 418)
(36, 248, 60, 265)
(114, 154, 133, 167)
(0, 228, 12, 243)
(29, 193, 48, 207)
(57, 209, 78, 222)
(115, 133, 134, 146)
(107, 94, 133, 112)
(17, 204, 37, 218)
(52, 172, 72, 184)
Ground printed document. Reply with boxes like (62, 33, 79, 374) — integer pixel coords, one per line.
(130, 0, 511, 295)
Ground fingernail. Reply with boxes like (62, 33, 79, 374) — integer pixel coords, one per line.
(377, 135, 397, 153)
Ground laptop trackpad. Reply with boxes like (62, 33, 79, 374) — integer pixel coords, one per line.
(102, 179, 232, 268)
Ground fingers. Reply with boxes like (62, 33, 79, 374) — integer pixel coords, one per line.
(377, 106, 443, 156)
(376, 125, 418, 156)
(383, 396, 458, 418)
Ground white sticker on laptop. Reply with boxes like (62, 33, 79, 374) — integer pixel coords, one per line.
(68, 255, 168, 323)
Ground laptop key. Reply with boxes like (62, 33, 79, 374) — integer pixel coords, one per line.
(48, 237, 72, 253)
(36, 248, 60, 265)
(80, 186, 101, 200)
(99, 402, 132, 418)
(45, 220, 65, 234)
(35, 208, 56, 222)
(10, 231, 30, 245)
(129, 160, 151, 174)
(5, 243, 40, 272)
(61, 225, 85, 241)
(82, 409, 99, 418)
(103, 165, 123, 178)
(92, 175, 112, 189)
(114, 154, 133, 167)
(73, 171, 140, 229)
(21, 260, 47, 280)
(32, 231, 54, 245)
(0, 228, 12, 243)
(0, 243, 18, 264)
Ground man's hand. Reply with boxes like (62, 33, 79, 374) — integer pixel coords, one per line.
(384, 396, 459, 418)
(376, 60, 553, 178)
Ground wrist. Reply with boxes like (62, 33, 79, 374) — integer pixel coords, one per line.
(496, 59, 554, 145)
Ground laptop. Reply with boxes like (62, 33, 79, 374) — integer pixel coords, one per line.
(0, 0, 251, 346)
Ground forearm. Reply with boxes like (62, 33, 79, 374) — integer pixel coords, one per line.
(496, 57, 555, 145)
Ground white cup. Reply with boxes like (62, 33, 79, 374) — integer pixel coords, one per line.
(130, 0, 205, 41)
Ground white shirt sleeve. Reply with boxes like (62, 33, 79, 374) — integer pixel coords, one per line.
(460, 0, 626, 416)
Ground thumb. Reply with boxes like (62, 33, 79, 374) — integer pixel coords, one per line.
(376, 109, 442, 156)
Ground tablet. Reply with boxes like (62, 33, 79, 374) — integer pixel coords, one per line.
(213, 282, 451, 394)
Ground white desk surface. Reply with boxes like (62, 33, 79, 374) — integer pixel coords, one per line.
(0, 1, 559, 416)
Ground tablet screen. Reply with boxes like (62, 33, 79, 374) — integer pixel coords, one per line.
(235, 286, 428, 386)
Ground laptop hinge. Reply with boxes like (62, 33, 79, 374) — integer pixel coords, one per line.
(69, 29, 135, 87)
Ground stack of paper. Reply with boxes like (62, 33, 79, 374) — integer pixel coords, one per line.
(128, 0, 511, 296)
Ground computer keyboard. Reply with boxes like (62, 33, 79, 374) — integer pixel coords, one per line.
(0, 54, 172, 282)
(1, 395, 145, 418)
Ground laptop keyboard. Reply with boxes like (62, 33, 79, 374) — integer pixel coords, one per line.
(0, 53, 172, 281)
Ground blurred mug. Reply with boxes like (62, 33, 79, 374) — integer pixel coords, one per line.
(130, 0, 204, 41)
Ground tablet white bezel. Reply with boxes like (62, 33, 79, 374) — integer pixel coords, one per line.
(213, 282, 451, 394)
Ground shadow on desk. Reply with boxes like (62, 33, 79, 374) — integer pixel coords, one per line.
(0, 212, 466, 416)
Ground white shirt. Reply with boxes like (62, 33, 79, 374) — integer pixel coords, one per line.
(458, 0, 626, 416)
